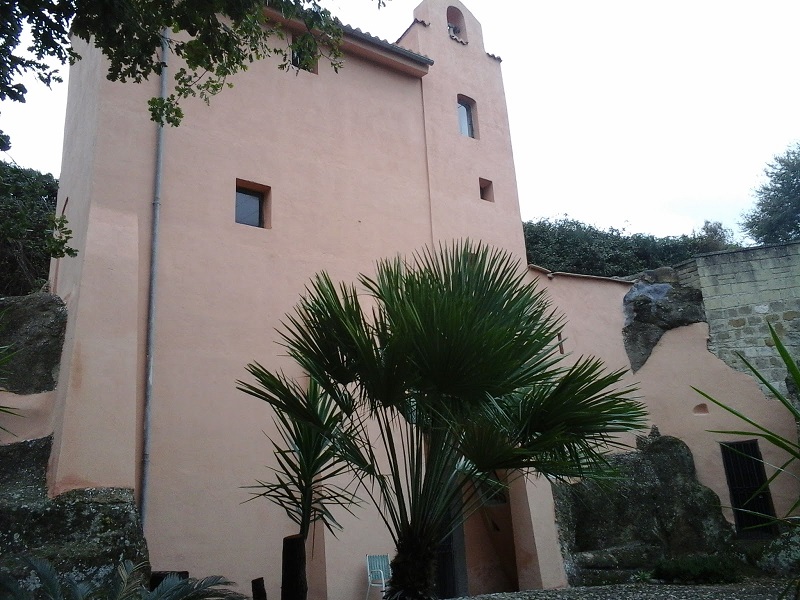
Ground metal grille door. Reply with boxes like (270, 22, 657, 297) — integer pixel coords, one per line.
(720, 440, 778, 538)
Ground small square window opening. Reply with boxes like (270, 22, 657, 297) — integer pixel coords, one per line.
(235, 179, 271, 228)
(479, 178, 494, 202)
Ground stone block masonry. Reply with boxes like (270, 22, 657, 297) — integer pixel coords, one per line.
(678, 242, 800, 399)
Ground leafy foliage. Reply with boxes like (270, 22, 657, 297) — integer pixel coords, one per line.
(0, 558, 247, 600)
(653, 553, 743, 584)
(240, 241, 647, 600)
(2, 0, 356, 146)
(0, 161, 76, 296)
(523, 218, 739, 277)
(742, 142, 800, 245)
(242, 378, 360, 538)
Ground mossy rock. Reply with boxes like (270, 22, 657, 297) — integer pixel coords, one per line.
(757, 526, 800, 576)
(0, 436, 149, 593)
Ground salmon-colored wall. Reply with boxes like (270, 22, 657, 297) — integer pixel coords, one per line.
(0, 391, 56, 440)
(463, 495, 518, 594)
(48, 1, 534, 597)
(47, 1, 795, 595)
(48, 37, 150, 493)
(536, 268, 800, 529)
(400, 0, 526, 258)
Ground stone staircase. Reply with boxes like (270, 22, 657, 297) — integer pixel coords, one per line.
(571, 543, 664, 585)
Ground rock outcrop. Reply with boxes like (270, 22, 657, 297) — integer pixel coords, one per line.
(554, 431, 734, 585)
(622, 277, 704, 372)
(0, 293, 67, 394)
(0, 436, 149, 591)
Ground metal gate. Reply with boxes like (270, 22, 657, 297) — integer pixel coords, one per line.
(720, 440, 779, 538)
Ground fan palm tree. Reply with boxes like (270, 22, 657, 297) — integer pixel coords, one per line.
(241, 241, 647, 600)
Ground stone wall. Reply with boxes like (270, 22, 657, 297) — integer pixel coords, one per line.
(677, 242, 800, 398)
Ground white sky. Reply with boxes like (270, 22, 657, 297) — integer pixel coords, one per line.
(4, 0, 800, 239)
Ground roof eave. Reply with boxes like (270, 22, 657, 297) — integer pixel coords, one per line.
(264, 9, 433, 78)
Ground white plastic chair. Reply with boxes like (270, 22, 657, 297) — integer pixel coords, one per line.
(365, 554, 391, 600)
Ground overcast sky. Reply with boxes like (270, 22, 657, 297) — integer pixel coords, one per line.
(4, 0, 800, 239)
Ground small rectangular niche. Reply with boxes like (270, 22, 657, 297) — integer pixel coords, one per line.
(479, 178, 494, 202)
(235, 179, 272, 228)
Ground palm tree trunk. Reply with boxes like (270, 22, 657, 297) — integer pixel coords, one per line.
(281, 534, 308, 600)
(386, 534, 438, 600)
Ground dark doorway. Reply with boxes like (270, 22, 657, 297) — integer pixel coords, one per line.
(435, 521, 467, 599)
(720, 440, 779, 539)
(436, 534, 456, 598)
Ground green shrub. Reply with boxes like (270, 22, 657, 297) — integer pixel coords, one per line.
(0, 161, 77, 296)
(653, 554, 743, 584)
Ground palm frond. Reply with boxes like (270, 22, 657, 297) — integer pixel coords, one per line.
(147, 573, 246, 600)
(241, 376, 361, 537)
(63, 578, 97, 600)
(26, 558, 65, 600)
(104, 560, 148, 600)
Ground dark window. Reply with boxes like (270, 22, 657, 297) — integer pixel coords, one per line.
(458, 101, 474, 137)
(236, 189, 263, 227)
(479, 178, 494, 202)
(235, 179, 271, 228)
(457, 95, 477, 138)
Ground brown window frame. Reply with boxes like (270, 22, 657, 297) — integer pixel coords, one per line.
(235, 179, 272, 229)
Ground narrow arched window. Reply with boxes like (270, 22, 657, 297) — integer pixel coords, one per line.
(457, 95, 477, 138)
(447, 6, 467, 43)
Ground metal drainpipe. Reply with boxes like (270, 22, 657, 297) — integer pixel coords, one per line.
(140, 30, 169, 526)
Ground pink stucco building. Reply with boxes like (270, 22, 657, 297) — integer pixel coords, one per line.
(41, 1, 571, 597)
(1, 0, 797, 598)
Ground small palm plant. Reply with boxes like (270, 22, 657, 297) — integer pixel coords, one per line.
(0, 558, 247, 600)
(240, 378, 360, 600)
(694, 323, 800, 599)
(243, 378, 360, 539)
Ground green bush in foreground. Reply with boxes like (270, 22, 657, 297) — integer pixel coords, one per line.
(0, 559, 246, 600)
(0, 161, 77, 296)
